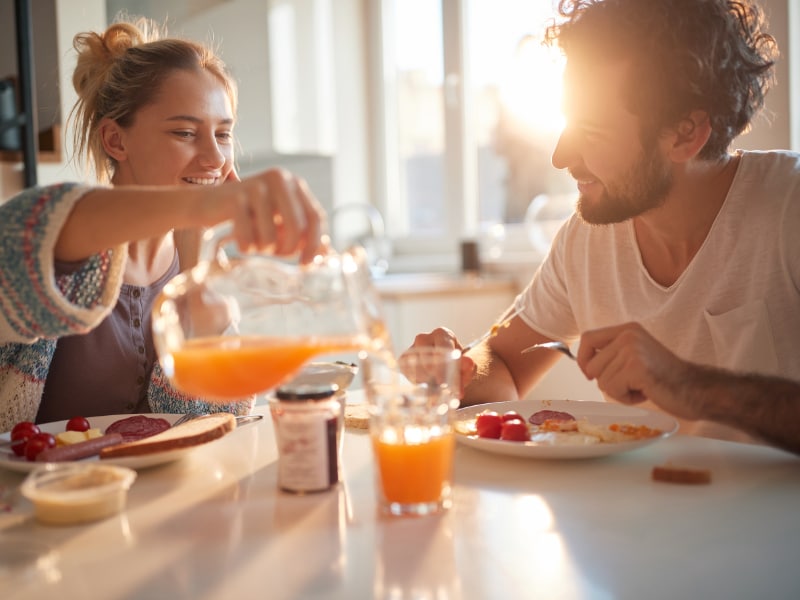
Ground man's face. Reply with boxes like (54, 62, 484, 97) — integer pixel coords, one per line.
(552, 59, 672, 224)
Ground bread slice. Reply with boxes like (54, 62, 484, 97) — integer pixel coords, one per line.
(344, 404, 370, 430)
(99, 413, 236, 458)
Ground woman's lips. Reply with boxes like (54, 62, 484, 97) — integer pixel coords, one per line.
(183, 177, 219, 185)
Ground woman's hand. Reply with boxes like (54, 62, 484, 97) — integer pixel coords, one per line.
(230, 168, 328, 263)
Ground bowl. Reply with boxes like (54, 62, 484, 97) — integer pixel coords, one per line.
(20, 463, 137, 525)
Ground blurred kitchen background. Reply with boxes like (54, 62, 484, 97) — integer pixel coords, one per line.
(0, 0, 797, 399)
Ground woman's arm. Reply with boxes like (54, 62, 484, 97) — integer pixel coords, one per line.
(54, 168, 326, 263)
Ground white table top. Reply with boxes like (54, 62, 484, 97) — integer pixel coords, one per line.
(2, 394, 799, 600)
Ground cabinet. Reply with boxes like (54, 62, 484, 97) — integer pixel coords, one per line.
(375, 274, 518, 354)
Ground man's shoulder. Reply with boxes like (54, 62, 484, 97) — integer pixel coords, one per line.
(736, 149, 800, 180)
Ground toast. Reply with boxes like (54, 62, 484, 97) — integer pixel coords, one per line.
(100, 413, 236, 458)
(344, 404, 370, 430)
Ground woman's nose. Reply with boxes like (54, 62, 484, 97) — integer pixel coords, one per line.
(198, 137, 227, 169)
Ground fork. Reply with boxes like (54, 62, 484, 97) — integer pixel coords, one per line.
(461, 306, 524, 352)
(520, 340, 576, 360)
(172, 413, 264, 427)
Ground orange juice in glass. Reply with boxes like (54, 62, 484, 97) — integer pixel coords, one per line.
(372, 426, 455, 511)
(364, 347, 461, 516)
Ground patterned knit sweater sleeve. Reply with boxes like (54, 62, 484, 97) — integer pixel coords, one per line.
(0, 183, 127, 342)
(0, 183, 127, 430)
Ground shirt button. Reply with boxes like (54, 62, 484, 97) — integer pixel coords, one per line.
(126, 403, 135, 411)
(138, 346, 145, 354)
(137, 376, 145, 385)
(133, 318, 141, 328)
(132, 289, 141, 298)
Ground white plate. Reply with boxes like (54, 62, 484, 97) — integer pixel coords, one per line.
(455, 399, 678, 459)
(0, 414, 200, 473)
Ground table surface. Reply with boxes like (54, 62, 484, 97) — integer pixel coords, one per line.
(2, 394, 799, 600)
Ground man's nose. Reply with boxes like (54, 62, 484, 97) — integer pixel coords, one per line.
(551, 128, 575, 170)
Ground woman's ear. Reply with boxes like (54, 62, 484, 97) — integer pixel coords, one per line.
(98, 118, 127, 162)
(667, 110, 712, 162)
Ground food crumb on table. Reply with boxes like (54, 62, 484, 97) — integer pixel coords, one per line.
(651, 464, 712, 485)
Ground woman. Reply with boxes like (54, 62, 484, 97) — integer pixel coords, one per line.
(0, 18, 326, 431)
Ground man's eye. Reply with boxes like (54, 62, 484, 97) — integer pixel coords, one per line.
(216, 132, 233, 142)
(173, 131, 195, 139)
(578, 129, 601, 142)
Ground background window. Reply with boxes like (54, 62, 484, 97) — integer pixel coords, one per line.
(374, 0, 572, 267)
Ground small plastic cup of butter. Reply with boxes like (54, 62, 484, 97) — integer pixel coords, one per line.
(21, 463, 137, 525)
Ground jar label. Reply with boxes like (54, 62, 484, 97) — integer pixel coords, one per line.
(275, 412, 338, 492)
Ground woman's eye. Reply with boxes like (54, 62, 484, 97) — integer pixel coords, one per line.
(216, 131, 234, 142)
(173, 130, 195, 139)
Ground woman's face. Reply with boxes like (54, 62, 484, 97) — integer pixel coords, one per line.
(109, 68, 236, 186)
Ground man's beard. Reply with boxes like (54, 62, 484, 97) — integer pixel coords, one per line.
(576, 144, 672, 225)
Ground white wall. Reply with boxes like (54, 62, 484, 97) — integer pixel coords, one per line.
(735, 0, 793, 151)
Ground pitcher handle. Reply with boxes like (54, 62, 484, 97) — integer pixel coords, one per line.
(198, 221, 235, 266)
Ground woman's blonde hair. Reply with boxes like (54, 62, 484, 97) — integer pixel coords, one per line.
(69, 16, 238, 182)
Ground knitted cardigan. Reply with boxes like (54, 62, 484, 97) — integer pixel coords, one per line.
(0, 183, 252, 432)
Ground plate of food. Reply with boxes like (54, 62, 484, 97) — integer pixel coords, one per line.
(454, 399, 678, 459)
(0, 413, 238, 473)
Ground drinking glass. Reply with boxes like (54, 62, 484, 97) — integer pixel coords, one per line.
(362, 347, 461, 516)
(152, 222, 387, 400)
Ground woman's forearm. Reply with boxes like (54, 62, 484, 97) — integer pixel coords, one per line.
(54, 185, 225, 262)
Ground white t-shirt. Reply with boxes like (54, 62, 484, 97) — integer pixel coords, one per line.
(516, 150, 800, 442)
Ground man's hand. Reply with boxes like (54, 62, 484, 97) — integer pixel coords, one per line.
(409, 327, 476, 397)
(576, 322, 698, 420)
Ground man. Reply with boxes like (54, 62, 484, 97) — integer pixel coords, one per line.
(414, 0, 800, 454)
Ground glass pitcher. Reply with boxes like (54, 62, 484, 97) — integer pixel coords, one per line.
(152, 222, 388, 400)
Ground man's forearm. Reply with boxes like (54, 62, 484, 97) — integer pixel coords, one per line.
(461, 345, 521, 406)
(688, 367, 800, 455)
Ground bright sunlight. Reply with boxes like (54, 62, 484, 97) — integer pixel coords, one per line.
(498, 34, 566, 138)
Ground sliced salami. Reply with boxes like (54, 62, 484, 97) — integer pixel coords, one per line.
(36, 433, 124, 462)
(105, 415, 172, 442)
(528, 409, 576, 426)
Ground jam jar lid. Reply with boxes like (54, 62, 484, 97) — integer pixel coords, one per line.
(275, 382, 340, 401)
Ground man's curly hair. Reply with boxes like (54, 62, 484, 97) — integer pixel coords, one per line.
(545, 0, 778, 158)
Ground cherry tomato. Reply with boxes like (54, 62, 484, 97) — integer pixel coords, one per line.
(11, 421, 40, 438)
(501, 411, 525, 423)
(500, 420, 530, 442)
(24, 432, 56, 461)
(10, 430, 34, 457)
(475, 412, 503, 439)
(66, 416, 91, 432)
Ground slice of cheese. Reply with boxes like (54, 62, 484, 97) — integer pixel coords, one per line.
(56, 428, 103, 446)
